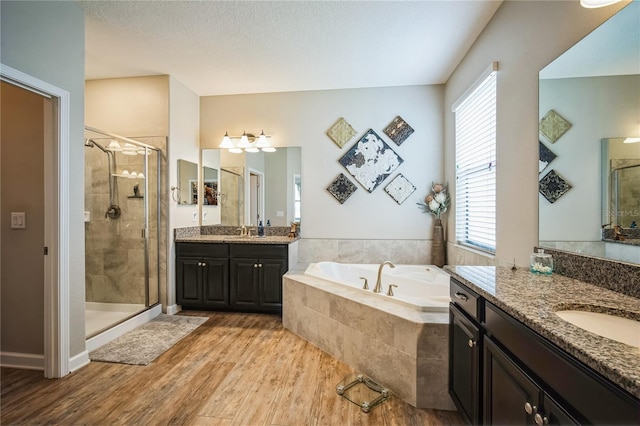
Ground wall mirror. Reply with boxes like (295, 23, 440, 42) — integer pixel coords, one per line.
(200, 147, 301, 227)
(538, 1, 639, 264)
(177, 159, 198, 205)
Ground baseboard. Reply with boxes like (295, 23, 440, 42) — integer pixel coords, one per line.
(1, 351, 44, 370)
(85, 304, 162, 352)
(165, 304, 181, 315)
(69, 350, 90, 372)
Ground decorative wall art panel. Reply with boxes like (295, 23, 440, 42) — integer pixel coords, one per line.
(384, 173, 416, 205)
(327, 173, 358, 204)
(339, 129, 404, 193)
(539, 169, 572, 203)
(539, 110, 572, 143)
(383, 115, 414, 146)
(326, 117, 357, 148)
(539, 141, 557, 173)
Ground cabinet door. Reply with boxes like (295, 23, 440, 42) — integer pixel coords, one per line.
(484, 337, 539, 425)
(202, 257, 229, 308)
(230, 258, 260, 310)
(259, 257, 287, 310)
(176, 257, 203, 305)
(540, 394, 579, 426)
(449, 304, 481, 425)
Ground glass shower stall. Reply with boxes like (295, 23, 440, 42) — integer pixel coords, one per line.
(84, 127, 162, 337)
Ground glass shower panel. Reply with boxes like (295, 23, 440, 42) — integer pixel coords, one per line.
(146, 148, 160, 306)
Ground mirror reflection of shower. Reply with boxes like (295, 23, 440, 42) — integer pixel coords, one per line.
(84, 126, 164, 339)
(611, 163, 640, 228)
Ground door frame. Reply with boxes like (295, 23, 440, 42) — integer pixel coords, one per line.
(1, 63, 70, 378)
(248, 168, 265, 226)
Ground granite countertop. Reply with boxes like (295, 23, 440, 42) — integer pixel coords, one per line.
(445, 265, 640, 399)
(603, 238, 640, 247)
(175, 234, 299, 244)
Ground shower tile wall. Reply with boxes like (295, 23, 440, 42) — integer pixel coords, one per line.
(84, 137, 166, 305)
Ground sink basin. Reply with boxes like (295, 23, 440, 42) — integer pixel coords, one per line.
(555, 310, 640, 348)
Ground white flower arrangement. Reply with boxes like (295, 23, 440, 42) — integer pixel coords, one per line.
(417, 182, 450, 219)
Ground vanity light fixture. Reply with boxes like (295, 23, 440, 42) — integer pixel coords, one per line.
(219, 130, 276, 153)
(623, 137, 640, 144)
(580, 0, 623, 8)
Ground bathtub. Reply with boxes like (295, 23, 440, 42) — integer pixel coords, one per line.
(303, 261, 450, 312)
(283, 262, 456, 409)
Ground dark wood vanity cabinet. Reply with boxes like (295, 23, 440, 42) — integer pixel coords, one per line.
(449, 277, 640, 426)
(176, 243, 229, 309)
(176, 242, 288, 314)
(230, 244, 287, 314)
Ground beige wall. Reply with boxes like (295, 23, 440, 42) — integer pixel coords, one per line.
(443, 0, 626, 267)
(200, 85, 444, 240)
(1, 0, 86, 359)
(1, 82, 46, 355)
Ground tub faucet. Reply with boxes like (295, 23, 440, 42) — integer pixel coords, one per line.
(374, 261, 395, 293)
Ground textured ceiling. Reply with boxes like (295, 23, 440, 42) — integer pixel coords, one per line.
(78, 1, 502, 96)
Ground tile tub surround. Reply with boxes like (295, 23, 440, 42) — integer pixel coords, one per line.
(298, 238, 431, 265)
(282, 269, 455, 410)
(535, 247, 640, 299)
(445, 265, 640, 399)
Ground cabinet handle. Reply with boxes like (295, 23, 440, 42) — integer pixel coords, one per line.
(534, 413, 549, 425)
(254, 264, 258, 268)
(259, 263, 263, 268)
(454, 292, 468, 301)
(198, 262, 202, 267)
(467, 339, 477, 348)
(524, 402, 537, 415)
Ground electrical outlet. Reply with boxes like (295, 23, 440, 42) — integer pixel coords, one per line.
(192, 211, 197, 222)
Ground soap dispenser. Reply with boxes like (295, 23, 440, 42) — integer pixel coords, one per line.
(258, 220, 265, 237)
(530, 249, 553, 275)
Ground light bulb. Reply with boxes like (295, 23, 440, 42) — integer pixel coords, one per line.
(220, 131, 234, 149)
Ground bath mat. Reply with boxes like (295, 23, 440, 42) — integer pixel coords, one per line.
(89, 314, 208, 365)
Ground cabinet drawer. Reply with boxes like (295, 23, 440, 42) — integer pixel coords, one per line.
(450, 278, 482, 321)
(176, 242, 229, 258)
(230, 244, 287, 259)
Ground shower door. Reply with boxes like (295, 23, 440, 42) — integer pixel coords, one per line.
(84, 133, 160, 336)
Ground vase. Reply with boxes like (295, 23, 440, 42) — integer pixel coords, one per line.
(432, 218, 446, 268)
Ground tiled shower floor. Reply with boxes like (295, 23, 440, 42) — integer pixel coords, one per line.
(85, 302, 146, 337)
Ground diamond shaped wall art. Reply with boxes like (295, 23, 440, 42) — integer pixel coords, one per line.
(326, 117, 357, 148)
(339, 129, 404, 193)
(383, 115, 414, 146)
(327, 173, 358, 204)
(384, 174, 416, 205)
(539, 141, 557, 173)
(539, 169, 572, 203)
(539, 110, 572, 143)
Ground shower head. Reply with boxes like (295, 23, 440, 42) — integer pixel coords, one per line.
(85, 138, 109, 153)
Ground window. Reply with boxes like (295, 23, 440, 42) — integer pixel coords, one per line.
(453, 63, 497, 253)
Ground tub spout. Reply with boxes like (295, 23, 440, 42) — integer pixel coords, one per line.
(374, 261, 395, 293)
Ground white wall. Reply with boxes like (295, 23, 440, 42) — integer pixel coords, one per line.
(443, 0, 626, 266)
(200, 85, 444, 240)
(539, 75, 640, 242)
(1, 0, 86, 359)
(168, 76, 200, 312)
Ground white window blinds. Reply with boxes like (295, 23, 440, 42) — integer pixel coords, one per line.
(454, 64, 497, 254)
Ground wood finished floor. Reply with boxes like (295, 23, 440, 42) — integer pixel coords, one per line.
(1, 311, 464, 425)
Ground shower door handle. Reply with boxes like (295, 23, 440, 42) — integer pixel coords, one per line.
(141, 228, 146, 238)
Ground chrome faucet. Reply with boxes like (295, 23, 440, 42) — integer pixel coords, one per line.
(374, 261, 395, 293)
